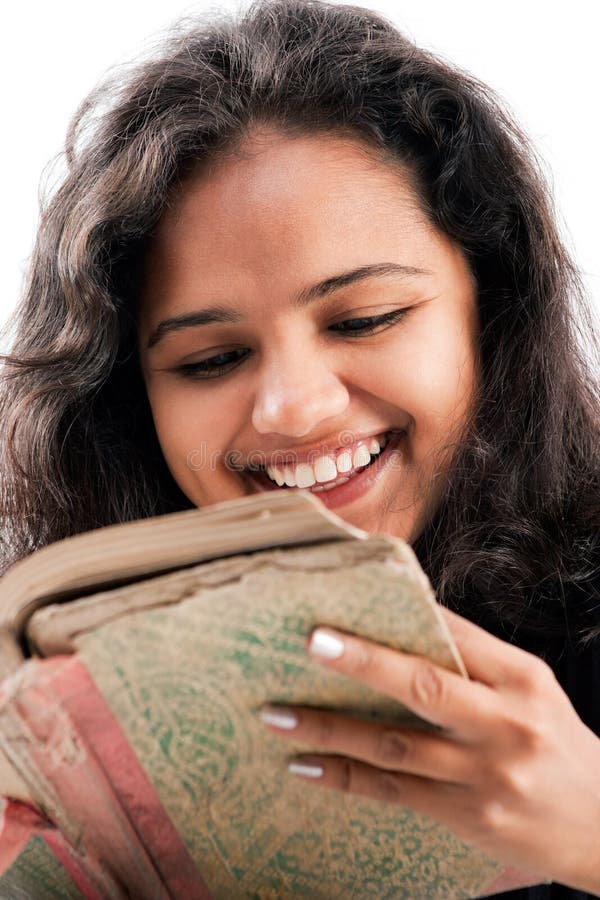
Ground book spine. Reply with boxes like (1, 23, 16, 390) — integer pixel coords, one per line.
(0, 656, 212, 899)
(0, 797, 105, 898)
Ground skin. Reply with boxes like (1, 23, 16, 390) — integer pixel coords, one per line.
(137, 129, 600, 894)
(138, 127, 479, 541)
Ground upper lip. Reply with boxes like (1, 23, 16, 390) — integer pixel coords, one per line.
(233, 429, 400, 470)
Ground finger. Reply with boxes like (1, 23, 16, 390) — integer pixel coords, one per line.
(287, 753, 469, 829)
(307, 627, 501, 737)
(437, 606, 545, 688)
(260, 705, 475, 785)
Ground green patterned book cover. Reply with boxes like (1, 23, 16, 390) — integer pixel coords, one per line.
(0, 490, 544, 897)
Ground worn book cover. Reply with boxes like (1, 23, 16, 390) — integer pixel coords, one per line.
(0, 490, 545, 898)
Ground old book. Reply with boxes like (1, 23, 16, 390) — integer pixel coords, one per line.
(0, 489, 546, 898)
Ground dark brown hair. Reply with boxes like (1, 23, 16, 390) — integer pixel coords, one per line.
(1, 0, 598, 649)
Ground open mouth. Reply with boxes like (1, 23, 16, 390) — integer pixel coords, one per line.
(245, 429, 404, 507)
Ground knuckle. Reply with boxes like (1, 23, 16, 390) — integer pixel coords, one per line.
(517, 655, 556, 695)
(349, 641, 377, 676)
(502, 765, 534, 801)
(376, 729, 411, 766)
(478, 798, 508, 833)
(410, 661, 445, 708)
(488, 761, 533, 801)
(376, 771, 404, 803)
(314, 713, 334, 746)
(338, 758, 353, 793)
(497, 708, 550, 754)
(520, 715, 551, 753)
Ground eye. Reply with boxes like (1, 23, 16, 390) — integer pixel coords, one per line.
(177, 348, 250, 379)
(175, 308, 410, 380)
(329, 308, 409, 335)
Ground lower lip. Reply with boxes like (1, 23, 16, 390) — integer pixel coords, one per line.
(246, 430, 405, 510)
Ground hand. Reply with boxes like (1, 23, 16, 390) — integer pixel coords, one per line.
(259, 607, 600, 895)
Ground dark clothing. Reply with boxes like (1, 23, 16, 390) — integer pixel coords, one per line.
(497, 885, 595, 900)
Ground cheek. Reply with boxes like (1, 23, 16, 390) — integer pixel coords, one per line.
(380, 322, 477, 450)
(145, 381, 229, 475)
(405, 354, 475, 423)
(146, 383, 247, 507)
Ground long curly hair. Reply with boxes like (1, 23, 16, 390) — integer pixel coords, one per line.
(1, 0, 598, 649)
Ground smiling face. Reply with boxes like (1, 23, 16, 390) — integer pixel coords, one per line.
(137, 128, 480, 541)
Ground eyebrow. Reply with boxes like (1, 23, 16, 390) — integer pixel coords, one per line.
(145, 262, 430, 350)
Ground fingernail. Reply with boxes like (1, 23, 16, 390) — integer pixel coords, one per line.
(259, 706, 298, 730)
(308, 628, 345, 660)
(288, 761, 324, 779)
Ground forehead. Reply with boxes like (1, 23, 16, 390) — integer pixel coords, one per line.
(137, 127, 472, 333)
(158, 127, 427, 238)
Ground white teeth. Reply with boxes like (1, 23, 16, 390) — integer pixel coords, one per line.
(264, 431, 391, 488)
(336, 450, 353, 473)
(314, 455, 338, 483)
(311, 476, 351, 492)
(294, 463, 316, 489)
(352, 444, 371, 468)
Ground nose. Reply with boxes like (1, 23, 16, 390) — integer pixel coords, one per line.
(251, 344, 350, 437)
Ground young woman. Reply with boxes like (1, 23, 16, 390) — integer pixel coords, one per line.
(1, 0, 599, 896)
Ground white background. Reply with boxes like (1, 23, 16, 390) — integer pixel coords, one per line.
(1, 1, 598, 351)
